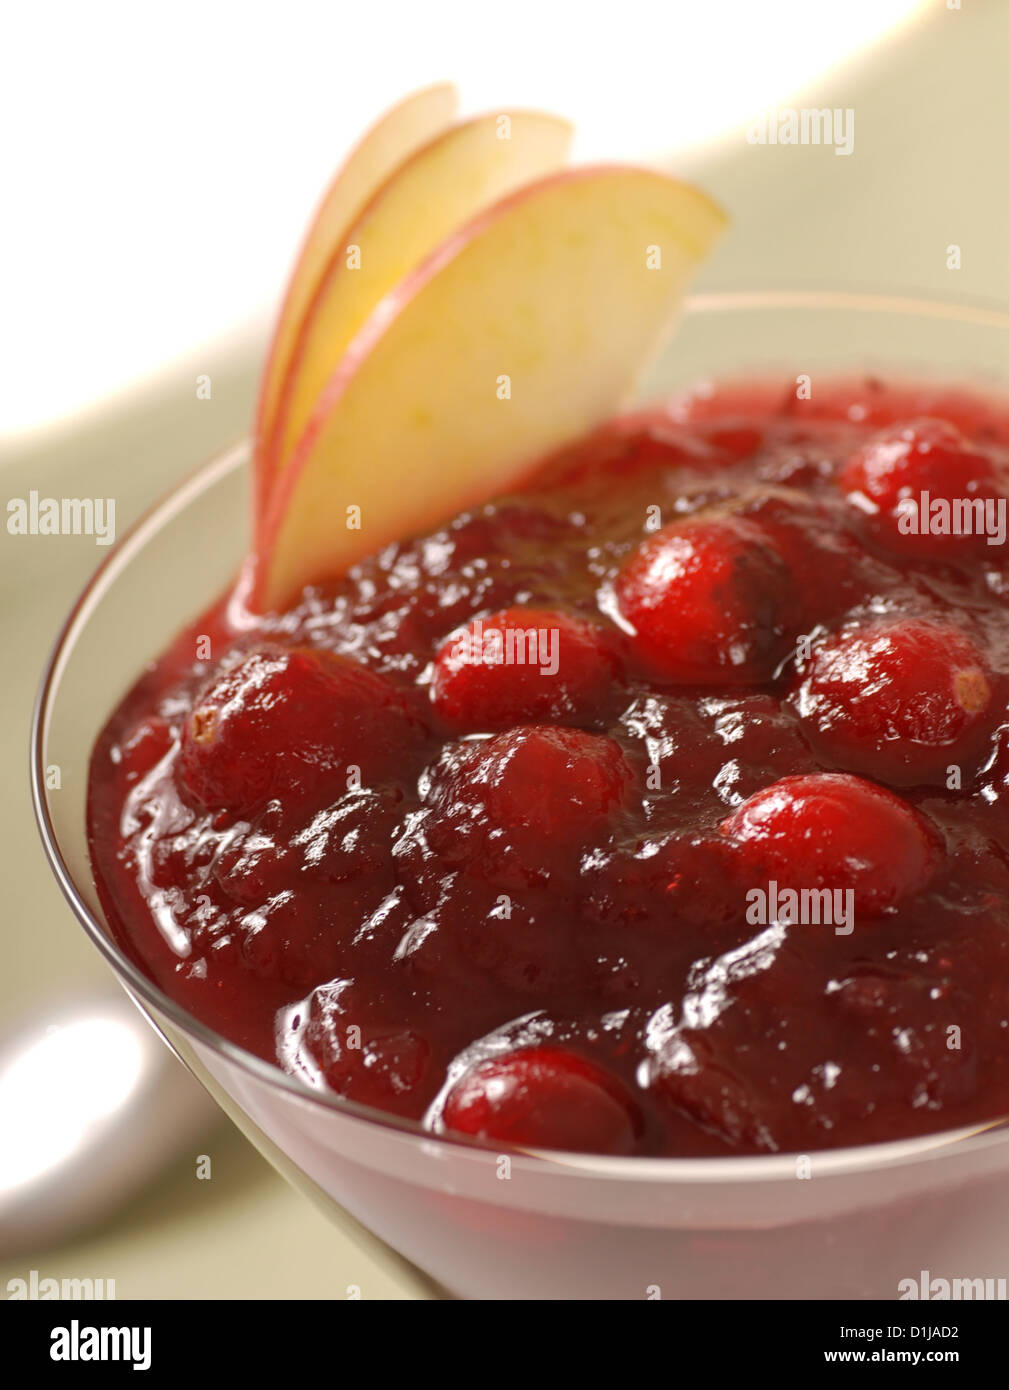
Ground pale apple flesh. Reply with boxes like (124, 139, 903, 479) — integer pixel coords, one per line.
(253, 82, 458, 516)
(263, 110, 573, 499)
(254, 166, 727, 610)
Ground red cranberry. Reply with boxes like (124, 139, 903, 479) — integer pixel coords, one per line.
(452, 874, 585, 995)
(791, 619, 996, 785)
(581, 836, 743, 934)
(431, 607, 614, 729)
(302, 981, 430, 1112)
(433, 725, 634, 846)
(236, 871, 393, 986)
(840, 418, 1004, 555)
(441, 1046, 638, 1154)
(214, 820, 288, 905)
(721, 772, 937, 916)
(647, 1034, 775, 1151)
(177, 645, 423, 816)
(737, 489, 878, 626)
(615, 512, 795, 684)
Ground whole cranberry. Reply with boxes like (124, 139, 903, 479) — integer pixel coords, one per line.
(615, 512, 796, 684)
(646, 1033, 775, 1151)
(580, 835, 744, 935)
(790, 618, 997, 785)
(840, 418, 1005, 556)
(441, 1046, 639, 1154)
(177, 645, 423, 817)
(301, 980, 430, 1114)
(721, 772, 938, 916)
(432, 724, 634, 846)
(431, 606, 615, 729)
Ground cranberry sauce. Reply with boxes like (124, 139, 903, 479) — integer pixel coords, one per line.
(87, 378, 1009, 1157)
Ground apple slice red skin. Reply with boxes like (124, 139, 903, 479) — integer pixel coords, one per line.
(254, 164, 727, 611)
(252, 82, 458, 519)
(260, 109, 573, 528)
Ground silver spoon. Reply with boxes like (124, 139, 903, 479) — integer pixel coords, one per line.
(0, 990, 218, 1256)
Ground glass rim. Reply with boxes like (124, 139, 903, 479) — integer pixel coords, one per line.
(30, 286, 1009, 1185)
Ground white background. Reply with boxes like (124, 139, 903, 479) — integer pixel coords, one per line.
(2, 0, 925, 436)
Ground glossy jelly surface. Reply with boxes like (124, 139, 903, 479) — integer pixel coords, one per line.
(88, 378, 1009, 1155)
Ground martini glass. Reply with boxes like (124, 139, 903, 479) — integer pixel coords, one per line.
(33, 290, 1009, 1299)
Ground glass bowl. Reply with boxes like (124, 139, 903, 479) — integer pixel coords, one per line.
(32, 290, 1009, 1300)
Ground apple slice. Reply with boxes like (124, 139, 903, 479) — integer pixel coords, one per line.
(263, 109, 573, 502)
(255, 165, 727, 610)
(253, 82, 459, 515)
